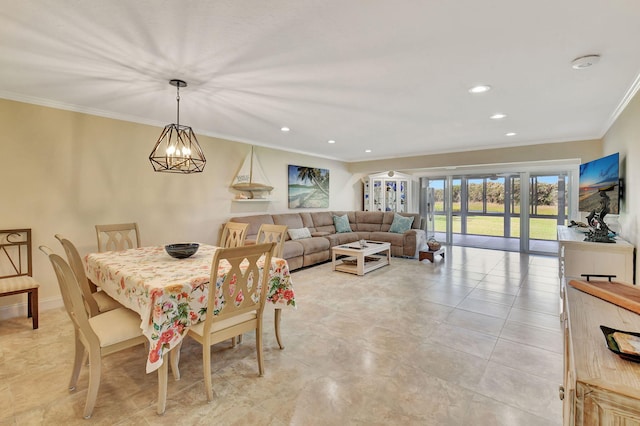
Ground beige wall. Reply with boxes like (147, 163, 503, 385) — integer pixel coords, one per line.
(602, 89, 640, 278)
(0, 99, 359, 316)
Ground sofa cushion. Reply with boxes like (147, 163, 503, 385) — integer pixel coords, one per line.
(282, 240, 305, 259)
(272, 213, 304, 240)
(324, 232, 360, 247)
(389, 213, 414, 233)
(370, 231, 406, 246)
(354, 211, 383, 232)
(310, 211, 336, 234)
(296, 236, 330, 254)
(333, 214, 352, 233)
(288, 227, 312, 240)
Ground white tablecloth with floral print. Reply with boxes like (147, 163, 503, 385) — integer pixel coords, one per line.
(85, 244, 295, 372)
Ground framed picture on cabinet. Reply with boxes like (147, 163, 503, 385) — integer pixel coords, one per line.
(288, 165, 329, 208)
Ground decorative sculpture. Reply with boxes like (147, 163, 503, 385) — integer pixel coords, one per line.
(584, 188, 616, 243)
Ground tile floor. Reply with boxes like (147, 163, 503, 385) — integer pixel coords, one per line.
(0, 246, 563, 425)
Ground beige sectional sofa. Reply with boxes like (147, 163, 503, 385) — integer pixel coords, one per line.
(229, 211, 425, 271)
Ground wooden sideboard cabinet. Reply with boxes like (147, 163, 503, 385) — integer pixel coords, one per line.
(562, 283, 640, 425)
(557, 225, 635, 285)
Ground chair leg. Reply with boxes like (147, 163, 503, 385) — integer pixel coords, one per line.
(27, 291, 32, 317)
(69, 329, 84, 391)
(83, 348, 101, 419)
(256, 323, 264, 377)
(29, 288, 39, 329)
(203, 342, 213, 402)
(170, 341, 182, 381)
(157, 357, 168, 415)
(274, 308, 284, 349)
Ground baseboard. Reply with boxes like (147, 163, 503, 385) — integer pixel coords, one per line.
(0, 296, 64, 321)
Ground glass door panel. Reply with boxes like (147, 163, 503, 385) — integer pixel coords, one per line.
(487, 177, 506, 215)
(423, 178, 448, 243)
(528, 174, 566, 253)
(398, 180, 407, 212)
(429, 179, 447, 233)
(467, 178, 484, 213)
(509, 175, 521, 238)
(451, 179, 461, 214)
(372, 180, 383, 211)
(385, 180, 397, 211)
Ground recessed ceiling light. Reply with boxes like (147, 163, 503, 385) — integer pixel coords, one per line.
(280, 127, 290, 132)
(571, 54, 601, 70)
(505, 132, 517, 136)
(469, 85, 491, 94)
(365, 149, 372, 153)
(327, 140, 336, 144)
(490, 113, 507, 120)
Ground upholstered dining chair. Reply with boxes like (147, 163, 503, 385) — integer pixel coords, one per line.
(219, 222, 249, 248)
(256, 224, 287, 258)
(40, 246, 163, 419)
(55, 234, 122, 316)
(0, 229, 39, 329)
(95, 222, 141, 252)
(176, 242, 275, 402)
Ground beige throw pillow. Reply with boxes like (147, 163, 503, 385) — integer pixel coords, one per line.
(288, 227, 312, 240)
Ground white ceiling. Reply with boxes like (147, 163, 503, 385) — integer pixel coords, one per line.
(2, 1, 640, 162)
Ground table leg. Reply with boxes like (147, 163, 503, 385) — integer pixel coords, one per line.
(275, 308, 284, 349)
(157, 356, 168, 415)
(357, 252, 364, 275)
(170, 341, 182, 381)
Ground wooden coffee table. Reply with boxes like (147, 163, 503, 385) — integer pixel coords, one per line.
(331, 241, 391, 276)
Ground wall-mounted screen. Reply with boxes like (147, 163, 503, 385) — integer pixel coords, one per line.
(578, 152, 619, 214)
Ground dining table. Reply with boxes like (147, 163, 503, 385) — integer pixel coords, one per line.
(85, 243, 296, 373)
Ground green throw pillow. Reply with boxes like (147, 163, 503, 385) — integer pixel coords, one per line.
(333, 214, 352, 233)
(389, 213, 414, 234)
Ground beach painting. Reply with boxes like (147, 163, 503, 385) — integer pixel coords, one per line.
(288, 165, 330, 208)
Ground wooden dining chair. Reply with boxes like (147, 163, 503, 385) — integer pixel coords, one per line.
(181, 242, 275, 402)
(0, 229, 39, 329)
(55, 234, 122, 316)
(219, 222, 249, 248)
(256, 224, 287, 258)
(95, 222, 141, 252)
(247, 224, 289, 350)
(40, 247, 162, 418)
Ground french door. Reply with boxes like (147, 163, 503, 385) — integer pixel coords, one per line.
(422, 172, 569, 254)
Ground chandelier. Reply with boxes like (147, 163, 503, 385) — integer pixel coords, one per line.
(149, 79, 206, 174)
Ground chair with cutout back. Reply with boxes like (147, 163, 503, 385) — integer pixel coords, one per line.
(55, 234, 122, 316)
(219, 222, 249, 248)
(255, 224, 289, 349)
(256, 224, 287, 258)
(0, 229, 39, 329)
(95, 223, 141, 252)
(40, 246, 169, 418)
(179, 242, 275, 402)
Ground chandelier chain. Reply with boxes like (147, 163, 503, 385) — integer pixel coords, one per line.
(176, 85, 180, 127)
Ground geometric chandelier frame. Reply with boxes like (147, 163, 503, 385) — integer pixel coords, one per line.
(149, 79, 206, 174)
